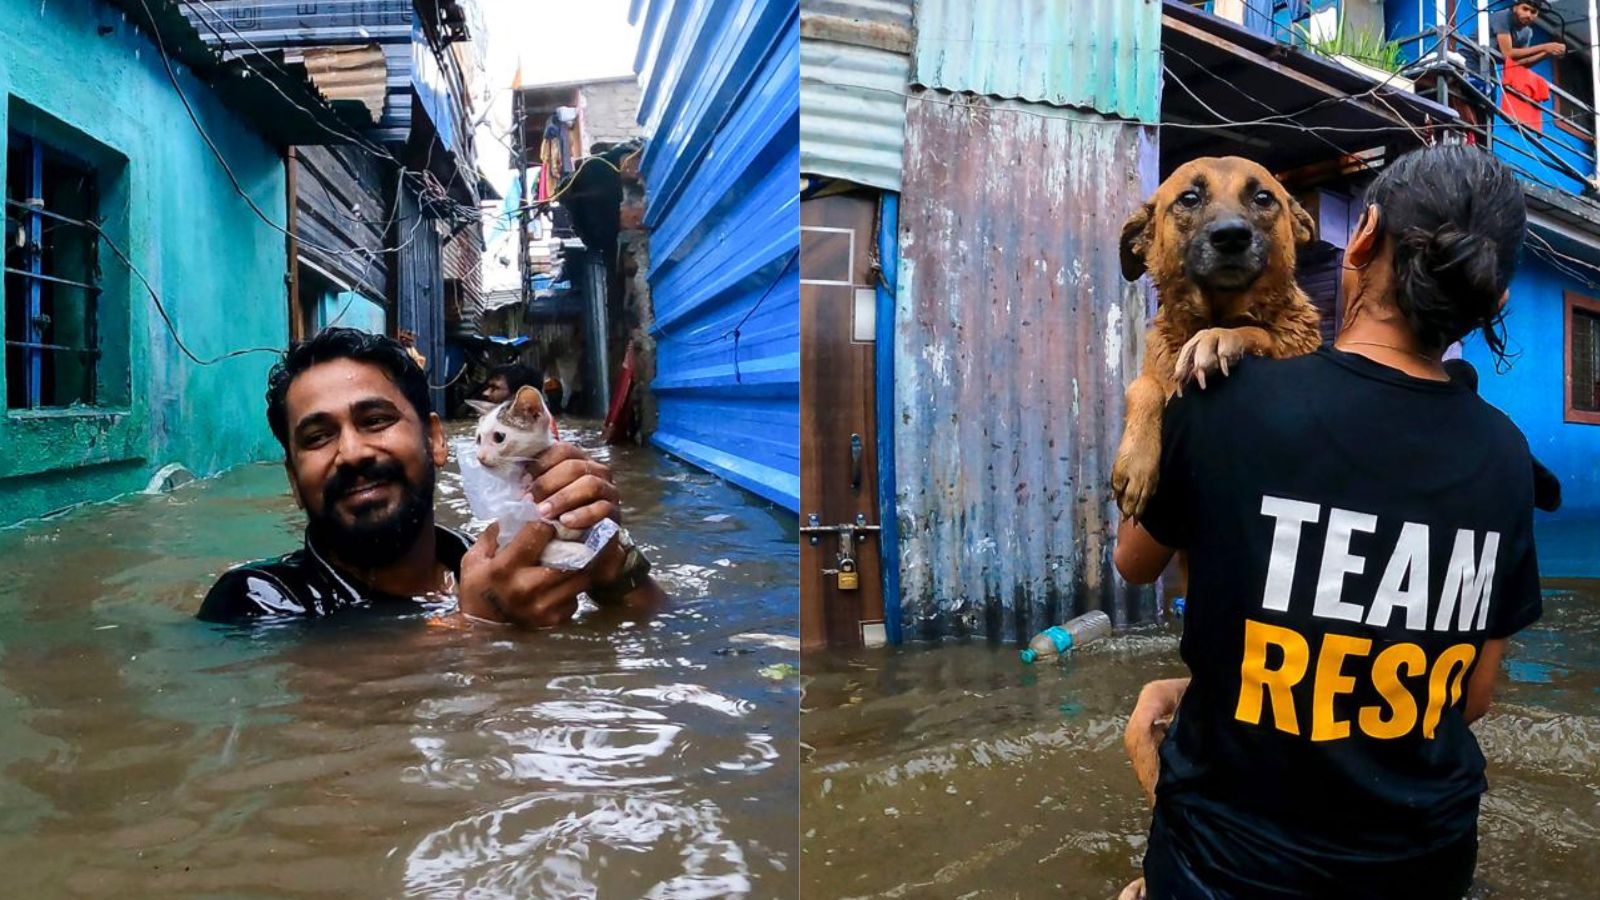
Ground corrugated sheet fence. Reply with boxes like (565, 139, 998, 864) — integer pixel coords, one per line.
(893, 0, 1161, 641)
(632, 0, 801, 511)
(798, 0, 911, 191)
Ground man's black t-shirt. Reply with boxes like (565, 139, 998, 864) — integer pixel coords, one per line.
(1140, 348, 1542, 896)
(197, 525, 472, 622)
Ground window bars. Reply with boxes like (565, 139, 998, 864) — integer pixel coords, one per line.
(4, 131, 100, 410)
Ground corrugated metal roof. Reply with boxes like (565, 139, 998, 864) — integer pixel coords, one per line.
(289, 44, 387, 123)
(800, 38, 907, 191)
(633, 0, 800, 512)
(178, 0, 417, 139)
(894, 95, 1158, 642)
(911, 0, 1162, 123)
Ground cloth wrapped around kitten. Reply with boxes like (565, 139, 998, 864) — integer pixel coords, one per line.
(458, 386, 617, 570)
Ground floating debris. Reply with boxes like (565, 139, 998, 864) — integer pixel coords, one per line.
(758, 663, 799, 681)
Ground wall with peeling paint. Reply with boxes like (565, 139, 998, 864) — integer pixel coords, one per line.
(888, 0, 1163, 642)
(0, 0, 288, 525)
(894, 96, 1159, 641)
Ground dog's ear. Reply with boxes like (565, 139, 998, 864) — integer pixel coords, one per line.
(1120, 202, 1154, 281)
(1289, 197, 1316, 245)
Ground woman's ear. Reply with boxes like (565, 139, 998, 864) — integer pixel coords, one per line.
(1346, 204, 1381, 268)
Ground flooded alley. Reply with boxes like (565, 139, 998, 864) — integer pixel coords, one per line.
(801, 583, 1600, 898)
(0, 423, 799, 897)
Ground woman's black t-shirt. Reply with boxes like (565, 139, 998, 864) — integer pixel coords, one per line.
(1139, 348, 1542, 895)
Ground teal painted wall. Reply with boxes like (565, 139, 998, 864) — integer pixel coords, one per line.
(312, 285, 385, 335)
(0, 0, 288, 525)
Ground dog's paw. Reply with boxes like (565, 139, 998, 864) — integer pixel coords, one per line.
(1112, 444, 1160, 520)
(1174, 328, 1248, 390)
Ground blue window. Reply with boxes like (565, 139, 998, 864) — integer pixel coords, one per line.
(4, 131, 101, 409)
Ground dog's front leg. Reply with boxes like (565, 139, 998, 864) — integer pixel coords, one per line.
(1173, 326, 1275, 388)
(1112, 373, 1168, 520)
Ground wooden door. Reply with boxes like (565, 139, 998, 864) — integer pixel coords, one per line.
(800, 192, 884, 651)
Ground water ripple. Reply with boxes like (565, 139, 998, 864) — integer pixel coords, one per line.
(403, 793, 752, 899)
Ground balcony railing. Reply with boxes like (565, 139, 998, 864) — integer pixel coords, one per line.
(1390, 18, 1600, 195)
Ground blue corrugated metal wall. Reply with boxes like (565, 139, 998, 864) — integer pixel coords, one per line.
(632, 0, 801, 512)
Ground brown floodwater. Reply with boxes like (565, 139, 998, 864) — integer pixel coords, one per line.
(0, 421, 799, 897)
(801, 582, 1600, 898)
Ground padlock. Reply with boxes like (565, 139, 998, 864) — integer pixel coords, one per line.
(837, 557, 859, 591)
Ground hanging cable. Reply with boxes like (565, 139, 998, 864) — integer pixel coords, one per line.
(90, 220, 281, 366)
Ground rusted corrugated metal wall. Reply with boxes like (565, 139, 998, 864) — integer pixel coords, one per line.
(799, 0, 911, 191)
(893, 2, 1160, 642)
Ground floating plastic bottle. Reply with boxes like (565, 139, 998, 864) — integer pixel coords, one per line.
(1019, 610, 1114, 663)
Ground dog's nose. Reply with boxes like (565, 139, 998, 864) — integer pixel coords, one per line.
(1207, 219, 1253, 254)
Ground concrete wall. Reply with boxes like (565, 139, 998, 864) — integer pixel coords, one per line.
(581, 79, 643, 149)
(0, 0, 288, 525)
(1462, 254, 1600, 575)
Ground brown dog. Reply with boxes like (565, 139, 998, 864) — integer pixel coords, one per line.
(1111, 157, 1325, 520)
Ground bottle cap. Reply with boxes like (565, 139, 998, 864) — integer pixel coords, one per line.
(1020, 648, 1037, 664)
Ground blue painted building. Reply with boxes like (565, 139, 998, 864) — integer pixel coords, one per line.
(1198, 0, 1600, 576)
(631, 0, 800, 512)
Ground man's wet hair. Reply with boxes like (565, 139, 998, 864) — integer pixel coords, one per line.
(266, 327, 432, 452)
(488, 362, 541, 395)
(1362, 144, 1526, 364)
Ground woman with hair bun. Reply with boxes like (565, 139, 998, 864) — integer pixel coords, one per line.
(1114, 144, 1543, 898)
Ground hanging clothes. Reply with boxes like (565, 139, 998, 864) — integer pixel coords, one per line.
(555, 107, 578, 174)
(542, 113, 575, 181)
(1501, 60, 1549, 131)
(539, 115, 561, 201)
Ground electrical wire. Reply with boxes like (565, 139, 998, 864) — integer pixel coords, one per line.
(138, 0, 482, 260)
(652, 250, 797, 383)
(1164, 30, 1600, 292)
(429, 361, 472, 391)
(187, 0, 490, 223)
(89, 220, 282, 366)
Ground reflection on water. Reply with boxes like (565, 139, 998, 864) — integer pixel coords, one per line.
(0, 422, 798, 898)
(801, 585, 1600, 898)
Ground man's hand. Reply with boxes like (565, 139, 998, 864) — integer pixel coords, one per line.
(1546, 41, 1568, 57)
(458, 521, 591, 628)
(1125, 677, 1191, 806)
(522, 441, 662, 605)
(526, 442, 621, 531)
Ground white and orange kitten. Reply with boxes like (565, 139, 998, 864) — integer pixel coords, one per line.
(467, 386, 589, 567)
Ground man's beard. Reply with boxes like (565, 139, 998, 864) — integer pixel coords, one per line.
(306, 457, 435, 570)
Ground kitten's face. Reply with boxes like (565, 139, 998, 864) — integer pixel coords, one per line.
(472, 386, 557, 470)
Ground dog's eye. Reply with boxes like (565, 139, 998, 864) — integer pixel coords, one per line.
(1178, 190, 1202, 208)
(493, 432, 506, 444)
(1253, 190, 1276, 208)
